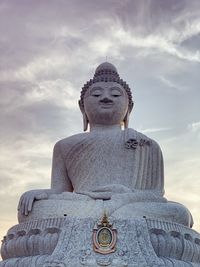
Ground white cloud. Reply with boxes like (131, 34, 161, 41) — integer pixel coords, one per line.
(189, 121, 200, 132)
(139, 127, 172, 134)
(112, 27, 200, 62)
(26, 79, 79, 109)
(159, 76, 179, 91)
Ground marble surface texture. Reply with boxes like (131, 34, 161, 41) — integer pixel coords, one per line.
(1, 217, 200, 266)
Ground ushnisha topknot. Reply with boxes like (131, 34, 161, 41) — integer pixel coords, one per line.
(79, 62, 134, 112)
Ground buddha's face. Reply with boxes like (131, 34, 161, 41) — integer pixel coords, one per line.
(83, 82, 129, 126)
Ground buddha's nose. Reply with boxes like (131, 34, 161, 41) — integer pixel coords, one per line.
(100, 97, 113, 104)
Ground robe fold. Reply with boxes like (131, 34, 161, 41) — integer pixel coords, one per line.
(54, 128, 164, 200)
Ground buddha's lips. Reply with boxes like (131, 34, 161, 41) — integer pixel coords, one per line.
(99, 103, 114, 108)
(99, 99, 114, 108)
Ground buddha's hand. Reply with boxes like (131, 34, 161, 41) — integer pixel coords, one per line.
(18, 189, 48, 216)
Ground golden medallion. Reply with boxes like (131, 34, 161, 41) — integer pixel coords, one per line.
(93, 212, 117, 254)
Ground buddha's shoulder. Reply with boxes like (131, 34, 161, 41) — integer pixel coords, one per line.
(54, 132, 91, 148)
(127, 128, 161, 149)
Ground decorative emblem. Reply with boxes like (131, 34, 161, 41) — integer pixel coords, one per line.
(93, 212, 117, 255)
(125, 138, 152, 149)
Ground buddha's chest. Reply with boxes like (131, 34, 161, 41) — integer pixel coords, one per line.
(66, 134, 136, 182)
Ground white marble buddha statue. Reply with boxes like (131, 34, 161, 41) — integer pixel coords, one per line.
(18, 62, 193, 228)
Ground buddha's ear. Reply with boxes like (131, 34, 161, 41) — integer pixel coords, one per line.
(79, 100, 89, 131)
(124, 112, 130, 128)
(124, 103, 134, 128)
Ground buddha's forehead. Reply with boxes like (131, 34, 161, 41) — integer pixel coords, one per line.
(87, 81, 125, 92)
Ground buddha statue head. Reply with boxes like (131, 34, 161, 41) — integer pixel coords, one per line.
(79, 62, 134, 131)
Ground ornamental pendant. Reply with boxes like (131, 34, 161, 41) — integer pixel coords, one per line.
(93, 212, 117, 255)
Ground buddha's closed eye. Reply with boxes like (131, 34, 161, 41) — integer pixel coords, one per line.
(92, 91, 102, 97)
(111, 88, 122, 97)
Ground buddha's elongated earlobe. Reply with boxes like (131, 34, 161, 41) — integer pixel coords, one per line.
(79, 100, 89, 131)
(82, 113, 89, 131)
(124, 103, 133, 128)
(124, 112, 130, 128)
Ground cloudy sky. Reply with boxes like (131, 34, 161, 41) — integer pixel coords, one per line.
(0, 0, 200, 242)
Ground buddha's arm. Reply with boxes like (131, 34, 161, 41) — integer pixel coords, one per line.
(18, 141, 73, 216)
(51, 140, 73, 192)
(144, 140, 165, 200)
(131, 138, 165, 201)
(150, 140, 164, 194)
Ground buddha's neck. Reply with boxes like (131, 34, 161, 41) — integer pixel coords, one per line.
(90, 124, 122, 133)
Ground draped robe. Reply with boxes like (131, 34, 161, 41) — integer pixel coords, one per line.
(23, 127, 192, 227)
(51, 128, 164, 201)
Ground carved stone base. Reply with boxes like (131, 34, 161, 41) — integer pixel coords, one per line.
(1, 217, 200, 267)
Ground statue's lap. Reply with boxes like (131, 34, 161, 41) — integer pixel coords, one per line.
(18, 192, 192, 227)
